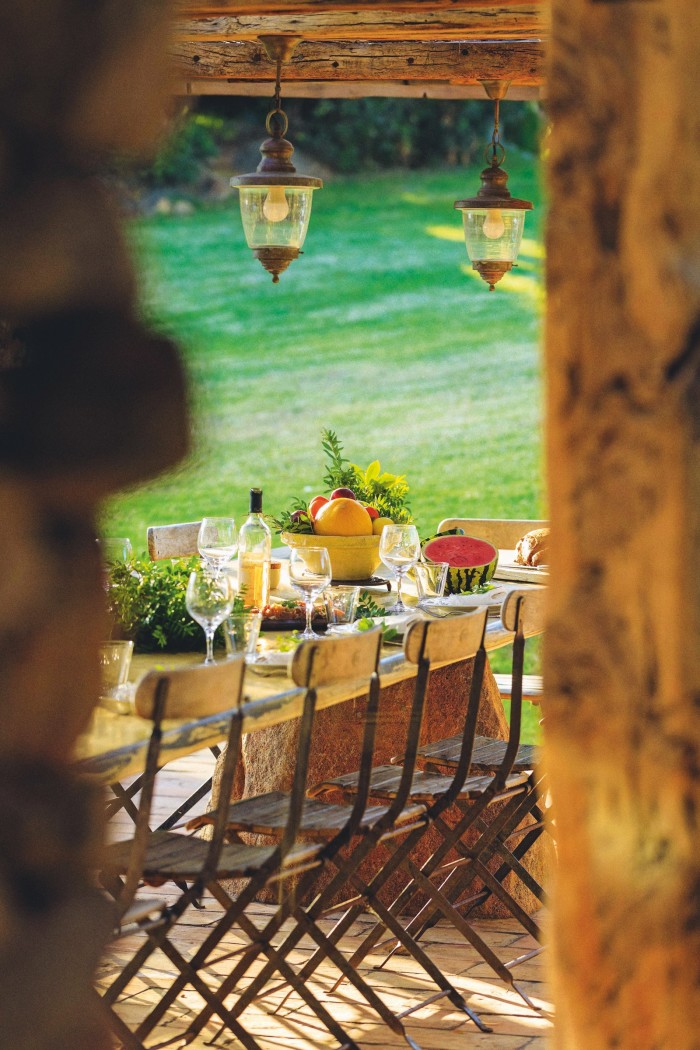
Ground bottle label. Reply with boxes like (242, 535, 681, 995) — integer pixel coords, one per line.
(238, 553, 270, 609)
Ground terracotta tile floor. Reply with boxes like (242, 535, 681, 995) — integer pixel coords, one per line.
(100, 750, 553, 1049)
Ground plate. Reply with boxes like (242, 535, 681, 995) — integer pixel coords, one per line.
(331, 575, 392, 589)
(421, 586, 509, 614)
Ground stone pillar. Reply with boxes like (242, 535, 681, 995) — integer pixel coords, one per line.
(545, 0, 700, 1045)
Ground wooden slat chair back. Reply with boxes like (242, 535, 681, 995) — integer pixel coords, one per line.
(134, 660, 243, 720)
(404, 609, 488, 665)
(500, 585, 548, 637)
(113, 642, 241, 841)
(437, 516, 548, 550)
(290, 626, 384, 689)
(147, 520, 201, 561)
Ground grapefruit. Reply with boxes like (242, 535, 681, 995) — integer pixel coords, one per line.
(314, 498, 373, 536)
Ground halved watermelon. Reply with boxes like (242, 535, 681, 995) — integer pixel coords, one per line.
(423, 533, 498, 594)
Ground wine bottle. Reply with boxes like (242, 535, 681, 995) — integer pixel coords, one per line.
(237, 487, 271, 609)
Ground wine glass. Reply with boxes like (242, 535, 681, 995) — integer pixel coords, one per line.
(288, 547, 332, 639)
(98, 537, 133, 566)
(197, 517, 237, 576)
(379, 524, 421, 615)
(186, 568, 233, 664)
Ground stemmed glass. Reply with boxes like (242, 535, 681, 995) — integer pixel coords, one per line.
(289, 547, 332, 640)
(197, 517, 237, 576)
(186, 568, 233, 664)
(99, 537, 133, 566)
(379, 523, 421, 615)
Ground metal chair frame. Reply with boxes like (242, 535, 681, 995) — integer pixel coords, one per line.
(304, 593, 546, 1013)
(109, 634, 393, 1050)
(98, 657, 362, 1050)
(414, 586, 551, 933)
(179, 616, 491, 1049)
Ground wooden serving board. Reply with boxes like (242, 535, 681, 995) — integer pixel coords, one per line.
(493, 548, 549, 583)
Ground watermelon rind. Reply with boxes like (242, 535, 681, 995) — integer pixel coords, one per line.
(423, 532, 498, 595)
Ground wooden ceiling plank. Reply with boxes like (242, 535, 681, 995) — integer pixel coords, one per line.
(174, 8, 545, 43)
(175, 78, 544, 99)
(178, 0, 542, 14)
(171, 39, 545, 84)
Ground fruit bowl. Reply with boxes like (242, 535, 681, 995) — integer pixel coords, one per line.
(281, 531, 382, 581)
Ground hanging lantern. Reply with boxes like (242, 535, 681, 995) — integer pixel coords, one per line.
(454, 81, 533, 291)
(231, 37, 322, 283)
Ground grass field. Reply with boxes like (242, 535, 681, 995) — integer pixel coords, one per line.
(103, 155, 545, 545)
(103, 157, 545, 726)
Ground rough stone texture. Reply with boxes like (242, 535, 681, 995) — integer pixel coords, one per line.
(545, 0, 700, 1045)
(221, 658, 550, 916)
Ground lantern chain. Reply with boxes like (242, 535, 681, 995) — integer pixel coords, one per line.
(265, 57, 289, 138)
(487, 97, 506, 168)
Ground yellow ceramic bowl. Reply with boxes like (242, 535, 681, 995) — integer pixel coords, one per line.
(282, 531, 382, 581)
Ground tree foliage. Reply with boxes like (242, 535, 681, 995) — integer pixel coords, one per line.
(137, 98, 544, 185)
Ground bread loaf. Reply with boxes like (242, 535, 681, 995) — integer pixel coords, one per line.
(514, 527, 549, 567)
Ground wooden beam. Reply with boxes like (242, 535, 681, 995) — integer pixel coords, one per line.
(171, 39, 545, 86)
(175, 78, 544, 99)
(178, 0, 540, 13)
(545, 0, 700, 1046)
(174, 5, 546, 43)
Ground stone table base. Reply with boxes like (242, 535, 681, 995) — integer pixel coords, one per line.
(216, 658, 550, 917)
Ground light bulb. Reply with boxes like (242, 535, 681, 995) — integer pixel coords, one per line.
(262, 186, 289, 223)
(482, 209, 505, 240)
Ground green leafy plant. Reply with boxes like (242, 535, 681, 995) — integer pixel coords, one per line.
(356, 617, 400, 644)
(270, 429, 412, 533)
(107, 557, 241, 653)
(356, 590, 387, 619)
(321, 430, 412, 522)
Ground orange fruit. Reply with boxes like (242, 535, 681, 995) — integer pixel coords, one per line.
(314, 498, 373, 537)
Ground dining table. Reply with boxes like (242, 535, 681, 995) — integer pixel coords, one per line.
(75, 591, 542, 785)
(77, 558, 548, 917)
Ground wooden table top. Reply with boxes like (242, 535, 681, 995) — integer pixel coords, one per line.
(75, 603, 542, 784)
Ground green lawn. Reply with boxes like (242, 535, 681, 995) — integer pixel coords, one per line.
(104, 155, 545, 545)
(104, 158, 545, 736)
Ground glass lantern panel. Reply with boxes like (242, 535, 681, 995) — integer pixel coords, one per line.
(238, 186, 316, 249)
(460, 208, 526, 264)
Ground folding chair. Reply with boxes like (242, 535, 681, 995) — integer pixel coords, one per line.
(181, 618, 491, 1048)
(417, 586, 551, 928)
(307, 595, 545, 1013)
(105, 639, 396, 1050)
(104, 518, 219, 838)
(98, 656, 359, 1050)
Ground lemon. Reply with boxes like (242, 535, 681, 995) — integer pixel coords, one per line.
(314, 498, 373, 537)
(372, 516, 394, 536)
